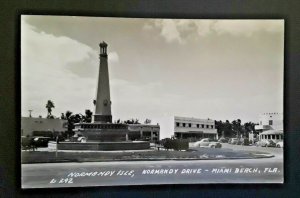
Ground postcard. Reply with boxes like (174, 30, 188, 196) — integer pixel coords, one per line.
(21, 16, 284, 188)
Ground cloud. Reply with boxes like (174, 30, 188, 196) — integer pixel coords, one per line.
(21, 18, 98, 117)
(194, 20, 216, 36)
(108, 51, 119, 63)
(154, 19, 184, 44)
(213, 20, 284, 36)
(143, 19, 283, 44)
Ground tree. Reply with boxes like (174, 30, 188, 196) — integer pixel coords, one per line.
(65, 111, 72, 120)
(64, 110, 94, 137)
(223, 120, 233, 137)
(61, 113, 66, 120)
(144, 119, 151, 124)
(216, 119, 258, 139)
(64, 111, 74, 137)
(84, 109, 93, 123)
(134, 119, 140, 124)
(232, 119, 242, 138)
(215, 120, 224, 138)
(244, 122, 257, 137)
(45, 100, 55, 118)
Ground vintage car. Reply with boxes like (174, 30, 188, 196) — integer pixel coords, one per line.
(255, 139, 276, 147)
(276, 141, 284, 148)
(194, 138, 222, 148)
(77, 136, 87, 143)
(32, 136, 51, 147)
(218, 137, 229, 143)
(228, 138, 238, 144)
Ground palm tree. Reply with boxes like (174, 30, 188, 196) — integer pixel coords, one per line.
(64, 111, 74, 137)
(45, 100, 55, 118)
(65, 111, 73, 120)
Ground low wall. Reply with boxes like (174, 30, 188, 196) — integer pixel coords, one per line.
(55, 141, 150, 151)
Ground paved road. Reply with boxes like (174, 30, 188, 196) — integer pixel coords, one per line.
(22, 144, 283, 188)
(221, 143, 283, 156)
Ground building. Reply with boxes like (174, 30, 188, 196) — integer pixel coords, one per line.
(258, 129, 283, 143)
(255, 112, 283, 132)
(21, 117, 67, 137)
(174, 116, 218, 141)
(255, 113, 283, 142)
(127, 124, 160, 142)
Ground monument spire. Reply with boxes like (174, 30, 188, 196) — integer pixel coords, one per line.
(93, 41, 112, 123)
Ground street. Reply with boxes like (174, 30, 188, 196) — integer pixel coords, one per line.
(22, 144, 283, 188)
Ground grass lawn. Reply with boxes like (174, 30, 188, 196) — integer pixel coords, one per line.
(21, 148, 273, 164)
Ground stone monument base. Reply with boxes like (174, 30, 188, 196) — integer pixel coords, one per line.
(54, 141, 150, 151)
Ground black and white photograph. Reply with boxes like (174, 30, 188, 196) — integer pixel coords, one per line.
(21, 16, 284, 188)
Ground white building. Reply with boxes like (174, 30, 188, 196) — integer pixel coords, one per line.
(255, 112, 283, 131)
(254, 113, 283, 142)
(174, 116, 218, 141)
(152, 116, 218, 141)
(21, 117, 68, 137)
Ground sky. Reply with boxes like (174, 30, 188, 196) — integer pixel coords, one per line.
(21, 16, 284, 126)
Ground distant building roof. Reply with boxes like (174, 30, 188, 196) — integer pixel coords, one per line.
(174, 116, 215, 123)
(260, 129, 283, 135)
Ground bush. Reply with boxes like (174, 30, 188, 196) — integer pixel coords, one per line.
(161, 138, 188, 151)
(242, 138, 250, 146)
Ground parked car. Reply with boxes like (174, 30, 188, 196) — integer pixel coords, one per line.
(229, 138, 238, 144)
(276, 141, 284, 148)
(21, 136, 36, 150)
(70, 134, 87, 142)
(218, 137, 229, 143)
(77, 136, 87, 143)
(194, 138, 222, 148)
(236, 138, 244, 145)
(33, 136, 51, 147)
(255, 139, 276, 147)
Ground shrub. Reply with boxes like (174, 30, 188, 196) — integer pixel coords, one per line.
(243, 138, 250, 146)
(162, 138, 188, 151)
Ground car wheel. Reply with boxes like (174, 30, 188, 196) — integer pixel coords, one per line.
(210, 145, 215, 148)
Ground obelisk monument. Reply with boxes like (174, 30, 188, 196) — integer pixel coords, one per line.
(93, 41, 112, 123)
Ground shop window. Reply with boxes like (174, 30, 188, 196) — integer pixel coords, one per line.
(183, 123, 186, 127)
(269, 120, 273, 125)
(189, 123, 192, 127)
